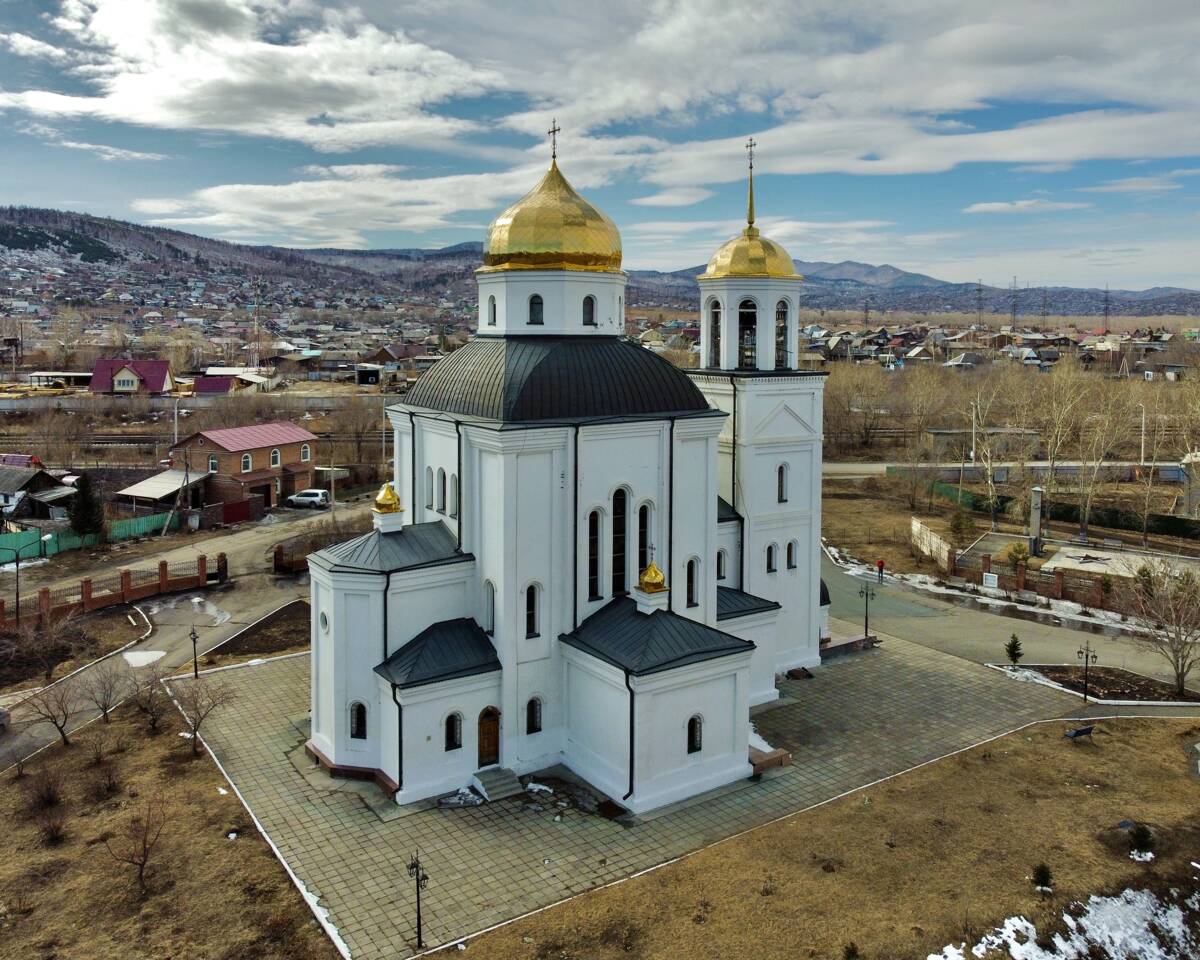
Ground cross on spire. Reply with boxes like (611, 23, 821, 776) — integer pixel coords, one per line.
(745, 136, 757, 227)
(745, 136, 756, 169)
(548, 118, 561, 161)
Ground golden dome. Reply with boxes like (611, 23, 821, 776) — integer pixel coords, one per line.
(373, 481, 402, 514)
(480, 161, 622, 274)
(638, 560, 668, 594)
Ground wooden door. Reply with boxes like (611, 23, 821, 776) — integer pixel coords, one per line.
(478, 707, 500, 767)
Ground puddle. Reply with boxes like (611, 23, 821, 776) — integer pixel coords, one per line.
(123, 650, 165, 668)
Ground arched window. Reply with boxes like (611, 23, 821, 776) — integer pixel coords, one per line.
(612, 489, 628, 594)
(207, 455, 218, 473)
(487, 295, 497, 326)
(484, 581, 495, 635)
(300, 443, 311, 462)
(525, 585, 540, 638)
(582, 295, 596, 326)
(637, 504, 650, 573)
(526, 697, 543, 735)
(709, 300, 721, 367)
(425, 467, 434, 508)
(775, 299, 789, 370)
(686, 558, 699, 608)
(350, 702, 367, 740)
(738, 299, 757, 369)
(444, 713, 462, 751)
(528, 294, 544, 325)
(240, 453, 252, 473)
(687, 715, 703, 754)
(449, 474, 459, 518)
(270, 448, 281, 468)
(767, 544, 778, 573)
(587, 510, 601, 601)
(777, 463, 788, 503)
(787, 540, 798, 569)
(716, 549, 727, 581)
(436, 468, 446, 512)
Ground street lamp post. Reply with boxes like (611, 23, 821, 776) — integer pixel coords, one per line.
(1077, 639, 1099, 704)
(407, 850, 430, 949)
(0, 533, 54, 628)
(859, 582, 876, 639)
(189, 624, 199, 680)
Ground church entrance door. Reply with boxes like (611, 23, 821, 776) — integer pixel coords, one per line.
(478, 707, 500, 767)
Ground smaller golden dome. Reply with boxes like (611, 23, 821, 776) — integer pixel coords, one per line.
(480, 160, 622, 274)
(700, 226, 798, 280)
(373, 481, 403, 514)
(638, 560, 668, 594)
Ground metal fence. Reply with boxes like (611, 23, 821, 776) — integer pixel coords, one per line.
(0, 511, 180, 565)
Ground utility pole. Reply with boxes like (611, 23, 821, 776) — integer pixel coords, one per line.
(1040, 287, 1049, 330)
(862, 297, 871, 327)
(1010, 276, 1018, 327)
(975, 280, 984, 327)
(1102, 284, 1111, 336)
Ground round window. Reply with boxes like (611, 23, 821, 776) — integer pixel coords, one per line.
(319, 611, 329, 632)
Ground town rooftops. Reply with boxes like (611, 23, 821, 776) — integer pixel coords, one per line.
(90, 358, 172, 393)
(175, 420, 318, 453)
(374, 618, 500, 689)
(193, 375, 235, 395)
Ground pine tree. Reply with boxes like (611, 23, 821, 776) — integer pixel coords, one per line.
(949, 507, 977, 549)
(69, 473, 106, 540)
(1005, 633, 1023, 666)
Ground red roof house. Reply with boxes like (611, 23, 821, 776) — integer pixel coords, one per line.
(90, 359, 174, 396)
(171, 421, 320, 509)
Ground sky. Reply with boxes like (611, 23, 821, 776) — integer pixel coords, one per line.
(1, 1, 1199, 288)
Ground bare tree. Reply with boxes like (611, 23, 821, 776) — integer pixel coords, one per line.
(1126, 560, 1200, 697)
(0, 613, 83, 686)
(1134, 387, 1170, 546)
(104, 792, 170, 895)
(131, 663, 170, 732)
(1073, 387, 1132, 539)
(335, 396, 384, 468)
(1030, 360, 1088, 494)
(23, 682, 75, 747)
(81, 658, 128, 723)
(173, 676, 235, 756)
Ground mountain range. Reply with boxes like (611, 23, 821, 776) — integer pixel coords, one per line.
(2, 207, 1197, 317)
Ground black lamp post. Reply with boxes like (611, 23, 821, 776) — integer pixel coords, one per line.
(859, 582, 876, 639)
(1, 534, 52, 628)
(1077, 640, 1098, 703)
(407, 849, 430, 948)
(189, 624, 199, 679)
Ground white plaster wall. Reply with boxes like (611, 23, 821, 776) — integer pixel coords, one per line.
(670, 418, 721, 624)
(561, 648, 629, 801)
(377, 675, 399, 786)
(697, 278, 802, 371)
(309, 570, 335, 758)
(412, 417, 460, 532)
(720, 610, 779, 704)
(716, 520, 742, 590)
(477, 270, 626, 337)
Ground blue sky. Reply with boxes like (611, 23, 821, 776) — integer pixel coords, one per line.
(1, 0, 1199, 287)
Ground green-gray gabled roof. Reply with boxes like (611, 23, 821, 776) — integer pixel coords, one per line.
(561, 596, 754, 677)
(716, 585, 780, 621)
(374, 618, 500, 689)
(307, 520, 471, 575)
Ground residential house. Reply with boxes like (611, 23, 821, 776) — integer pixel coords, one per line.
(170, 421, 320, 509)
(90, 358, 174, 396)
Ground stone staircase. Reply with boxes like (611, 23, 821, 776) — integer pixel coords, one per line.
(472, 767, 525, 802)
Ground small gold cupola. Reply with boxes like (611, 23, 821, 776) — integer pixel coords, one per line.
(638, 560, 667, 594)
(373, 481, 403, 514)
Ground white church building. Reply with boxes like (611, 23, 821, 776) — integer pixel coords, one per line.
(306, 145, 829, 814)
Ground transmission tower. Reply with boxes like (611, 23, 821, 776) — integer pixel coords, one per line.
(1040, 287, 1049, 329)
(975, 279, 983, 326)
(1102, 283, 1111, 336)
(1010, 276, 1018, 327)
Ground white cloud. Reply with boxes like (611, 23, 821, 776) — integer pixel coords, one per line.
(1078, 176, 1182, 193)
(0, 32, 74, 63)
(297, 164, 407, 179)
(964, 199, 1092, 214)
(17, 120, 167, 161)
(629, 187, 714, 207)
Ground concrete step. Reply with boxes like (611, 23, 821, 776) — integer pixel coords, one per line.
(472, 766, 524, 802)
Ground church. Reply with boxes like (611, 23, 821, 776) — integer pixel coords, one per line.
(306, 138, 828, 814)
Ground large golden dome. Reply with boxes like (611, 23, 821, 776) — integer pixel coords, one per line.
(699, 150, 800, 281)
(480, 161, 622, 274)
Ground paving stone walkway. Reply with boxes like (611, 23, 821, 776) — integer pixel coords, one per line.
(200, 636, 1075, 958)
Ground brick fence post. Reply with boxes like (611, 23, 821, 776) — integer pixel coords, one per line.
(216, 553, 227, 583)
(1016, 562, 1026, 592)
(1092, 576, 1103, 609)
(1054, 569, 1065, 600)
(81, 578, 93, 612)
(38, 587, 51, 626)
(158, 560, 169, 591)
(197, 554, 208, 586)
(0, 597, 7, 629)
(981, 554, 992, 574)
(947, 550, 957, 577)
(120, 569, 132, 603)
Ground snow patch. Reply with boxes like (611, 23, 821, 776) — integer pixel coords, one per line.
(525, 781, 553, 795)
(1130, 850, 1155, 863)
(123, 650, 165, 668)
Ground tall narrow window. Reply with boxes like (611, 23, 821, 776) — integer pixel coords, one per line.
(241, 453, 252, 473)
(526, 697, 543, 735)
(787, 541, 798, 569)
(445, 713, 462, 751)
(270, 448, 281, 468)
(637, 504, 650, 573)
(687, 715, 703, 754)
(436, 467, 446, 512)
(777, 463, 788, 503)
(484, 581, 495, 634)
(587, 510, 601, 600)
(300, 443, 311, 462)
(767, 544, 777, 573)
(775, 299, 789, 369)
(528, 294, 544, 325)
(686, 558, 699, 608)
(525, 585, 539, 638)
(716, 549, 727, 581)
(487, 295, 497, 326)
(449, 474, 459, 518)
(582, 295, 596, 326)
(738, 299, 757, 369)
(709, 300, 721, 367)
(425, 467, 434, 508)
(612, 489, 627, 594)
(207, 455, 218, 473)
(350, 702, 367, 740)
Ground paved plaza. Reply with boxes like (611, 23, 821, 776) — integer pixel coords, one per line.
(200, 637, 1076, 958)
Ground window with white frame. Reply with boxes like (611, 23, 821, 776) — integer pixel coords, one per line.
(240, 453, 252, 473)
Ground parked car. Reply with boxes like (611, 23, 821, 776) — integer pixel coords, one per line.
(0, 706, 9, 736)
(287, 489, 330, 509)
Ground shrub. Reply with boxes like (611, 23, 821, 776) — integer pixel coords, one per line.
(1129, 823, 1155, 854)
(37, 809, 67, 846)
(86, 765, 121, 804)
(1000, 541, 1031, 566)
(843, 943, 861, 960)
(25, 768, 65, 812)
(1032, 863, 1053, 889)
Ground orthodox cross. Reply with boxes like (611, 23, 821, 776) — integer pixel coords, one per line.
(745, 136, 756, 170)
(548, 118, 561, 160)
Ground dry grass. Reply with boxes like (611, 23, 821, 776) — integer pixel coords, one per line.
(823, 478, 957, 574)
(203, 601, 310, 668)
(0, 702, 338, 960)
(471, 718, 1200, 960)
(0, 606, 145, 696)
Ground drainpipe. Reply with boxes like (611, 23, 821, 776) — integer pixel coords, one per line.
(454, 421, 463, 551)
(408, 412, 416, 521)
(623, 669, 635, 801)
(572, 423, 580, 629)
(382, 571, 392, 660)
(390, 682, 403, 793)
(729, 375, 744, 586)
(667, 418, 675, 606)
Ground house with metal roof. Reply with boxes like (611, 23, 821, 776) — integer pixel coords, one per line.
(170, 420, 319, 509)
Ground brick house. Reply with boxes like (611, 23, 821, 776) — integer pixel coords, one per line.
(171, 421, 319, 509)
(90, 358, 174, 396)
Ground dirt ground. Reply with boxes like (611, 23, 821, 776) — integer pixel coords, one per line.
(1026, 665, 1200, 703)
(0, 606, 145, 696)
(823, 478, 960, 574)
(470, 718, 1200, 960)
(203, 600, 310, 667)
(0, 702, 338, 960)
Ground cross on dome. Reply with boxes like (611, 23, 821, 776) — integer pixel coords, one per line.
(745, 136, 757, 227)
(548, 118, 561, 161)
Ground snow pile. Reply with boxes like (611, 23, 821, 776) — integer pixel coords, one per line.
(929, 886, 1200, 960)
(1130, 850, 1155, 863)
(524, 781, 553, 795)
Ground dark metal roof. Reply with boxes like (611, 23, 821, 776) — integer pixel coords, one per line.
(404, 335, 715, 423)
(561, 596, 754, 676)
(820, 578, 831, 607)
(374, 618, 500, 689)
(716, 586, 781, 621)
(717, 496, 740, 523)
(308, 521, 471, 574)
